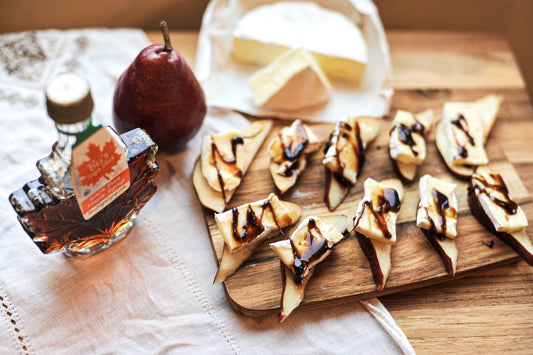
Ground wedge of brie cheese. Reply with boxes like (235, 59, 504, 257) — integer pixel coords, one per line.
(442, 102, 488, 166)
(233, 2, 367, 83)
(417, 174, 458, 239)
(353, 178, 403, 244)
(471, 170, 528, 233)
(249, 48, 332, 111)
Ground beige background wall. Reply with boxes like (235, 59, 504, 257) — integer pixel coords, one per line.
(1, 0, 531, 99)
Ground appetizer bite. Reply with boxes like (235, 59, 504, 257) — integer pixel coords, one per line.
(416, 174, 459, 275)
(268, 119, 321, 193)
(323, 116, 381, 210)
(353, 178, 404, 290)
(193, 120, 273, 212)
(213, 193, 302, 284)
(270, 215, 349, 322)
(389, 109, 434, 182)
(468, 168, 532, 265)
(435, 94, 502, 179)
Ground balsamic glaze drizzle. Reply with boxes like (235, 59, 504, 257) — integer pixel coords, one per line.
(354, 188, 401, 240)
(394, 119, 425, 157)
(451, 114, 475, 158)
(230, 200, 281, 244)
(210, 136, 244, 209)
(427, 189, 456, 240)
(325, 121, 364, 185)
(291, 218, 329, 284)
(471, 173, 518, 215)
(276, 121, 309, 177)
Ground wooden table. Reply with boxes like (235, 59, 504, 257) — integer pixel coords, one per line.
(147, 30, 533, 354)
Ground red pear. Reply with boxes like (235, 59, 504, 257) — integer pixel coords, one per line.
(113, 21, 206, 152)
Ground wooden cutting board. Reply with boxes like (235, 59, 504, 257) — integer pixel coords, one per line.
(201, 89, 533, 318)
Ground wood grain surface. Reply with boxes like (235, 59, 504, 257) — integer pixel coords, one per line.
(203, 88, 532, 317)
(147, 31, 533, 354)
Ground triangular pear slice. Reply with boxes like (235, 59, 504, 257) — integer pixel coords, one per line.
(323, 116, 381, 211)
(468, 169, 533, 265)
(435, 94, 502, 179)
(356, 231, 391, 291)
(421, 229, 458, 275)
(353, 178, 403, 290)
(389, 109, 434, 183)
(193, 119, 273, 212)
(213, 195, 302, 284)
(270, 215, 347, 321)
(269, 120, 321, 194)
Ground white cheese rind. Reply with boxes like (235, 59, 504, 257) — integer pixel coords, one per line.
(248, 48, 332, 111)
(233, 2, 367, 83)
(416, 174, 458, 239)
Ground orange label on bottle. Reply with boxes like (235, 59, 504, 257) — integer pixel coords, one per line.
(71, 126, 130, 220)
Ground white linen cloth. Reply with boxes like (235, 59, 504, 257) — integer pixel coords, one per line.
(0, 28, 414, 354)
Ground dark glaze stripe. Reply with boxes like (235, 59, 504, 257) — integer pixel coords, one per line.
(451, 114, 475, 158)
(231, 200, 281, 244)
(325, 121, 364, 185)
(471, 173, 518, 215)
(291, 218, 329, 284)
(210, 136, 244, 209)
(354, 188, 401, 240)
(393, 119, 425, 157)
(426, 188, 456, 240)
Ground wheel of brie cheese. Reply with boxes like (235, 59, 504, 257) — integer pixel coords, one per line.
(233, 1, 368, 83)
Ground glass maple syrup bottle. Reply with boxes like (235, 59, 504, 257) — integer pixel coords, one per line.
(9, 72, 159, 257)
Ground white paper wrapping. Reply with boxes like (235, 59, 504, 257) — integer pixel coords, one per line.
(195, 0, 393, 122)
(0, 28, 413, 354)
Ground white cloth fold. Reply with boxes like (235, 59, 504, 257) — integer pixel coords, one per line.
(0, 28, 414, 354)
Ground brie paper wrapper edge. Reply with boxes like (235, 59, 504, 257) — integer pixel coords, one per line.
(194, 0, 393, 123)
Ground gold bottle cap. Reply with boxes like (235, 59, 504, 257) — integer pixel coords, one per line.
(45, 72, 94, 124)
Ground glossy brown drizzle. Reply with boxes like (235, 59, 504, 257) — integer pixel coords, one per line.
(231, 200, 281, 244)
(470, 173, 518, 214)
(211, 136, 244, 209)
(276, 122, 309, 177)
(451, 114, 475, 158)
(354, 188, 401, 240)
(325, 121, 364, 186)
(291, 218, 329, 284)
(428, 189, 456, 240)
(394, 119, 425, 156)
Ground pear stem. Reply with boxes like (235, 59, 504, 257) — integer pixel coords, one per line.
(160, 21, 173, 52)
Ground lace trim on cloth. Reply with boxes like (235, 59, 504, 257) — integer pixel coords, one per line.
(0, 287, 33, 355)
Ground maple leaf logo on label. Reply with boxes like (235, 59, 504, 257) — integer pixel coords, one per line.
(77, 139, 122, 186)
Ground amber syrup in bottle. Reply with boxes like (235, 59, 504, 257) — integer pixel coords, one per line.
(9, 73, 159, 257)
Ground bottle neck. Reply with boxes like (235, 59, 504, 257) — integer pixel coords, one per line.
(54, 117, 92, 164)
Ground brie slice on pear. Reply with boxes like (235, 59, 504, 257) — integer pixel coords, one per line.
(353, 178, 404, 290)
(269, 119, 321, 193)
(270, 215, 347, 322)
(416, 174, 459, 275)
(213, 193, 302, 284)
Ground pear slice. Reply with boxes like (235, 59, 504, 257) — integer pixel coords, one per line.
(323, 116, 381, 211)
(279, 265, 315, 323)
(193, 119, 273, 212)
(468, 170, 532, 265)
(269, 120, 321, 194)
(213, 195, 302, 284)
(389, 109, 434, 183)
(353, 178, 403, 290)
(270, 215, 347, 321)
(435, 94, 502, 179)
(356, 231, 392, 291)
(421, 229, 458, 275)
